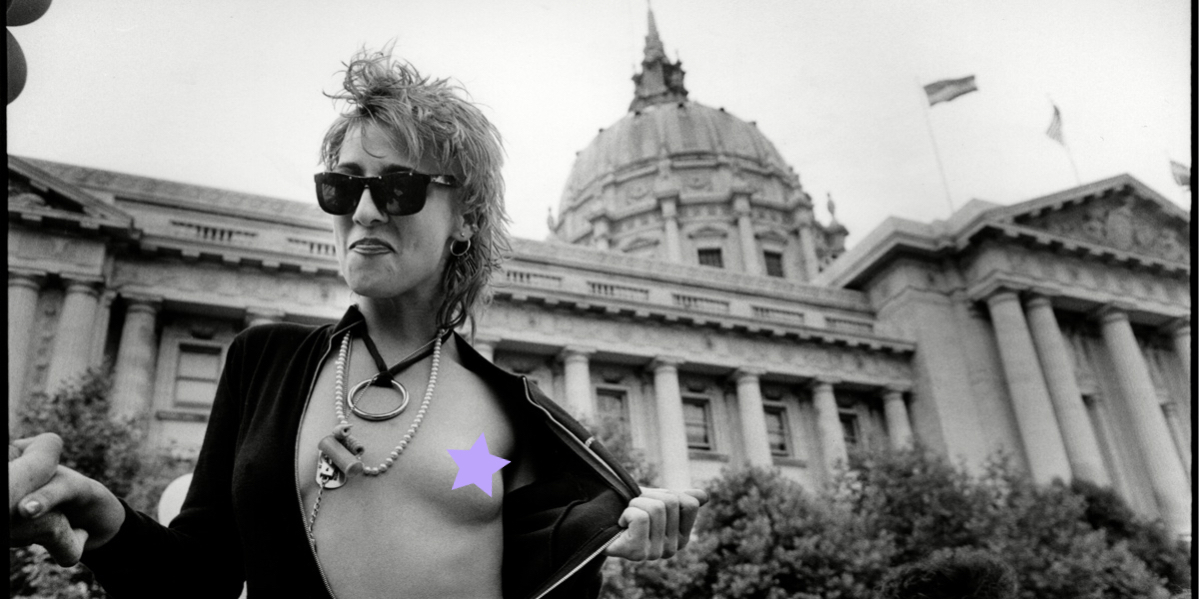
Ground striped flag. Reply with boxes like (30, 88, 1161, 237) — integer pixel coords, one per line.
(924, 76, 978, 106)
(1170, 160, 1191, 189)
(1046, 105, 1065, 145)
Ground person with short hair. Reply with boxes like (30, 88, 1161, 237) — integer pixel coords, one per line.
(10, 48, 706, 599)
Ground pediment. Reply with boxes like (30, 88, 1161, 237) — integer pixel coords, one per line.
(622, 236, 660, 252)
(8, 155, 135, 231)
(687, 225, 729, 239)
(1002, 176, 1189, 263)
(755, 228, 790, 245)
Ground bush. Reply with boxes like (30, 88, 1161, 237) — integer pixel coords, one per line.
(9, 368, 190, 599)
(602, 446, 1191, 599)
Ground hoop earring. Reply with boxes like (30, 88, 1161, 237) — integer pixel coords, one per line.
(450, 238, 472, 257)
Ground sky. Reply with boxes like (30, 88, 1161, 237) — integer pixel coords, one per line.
(6, 0, 1193, 248)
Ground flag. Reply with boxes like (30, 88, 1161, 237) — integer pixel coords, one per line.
(1046, 105, 1065, 145)
(1170, 160, 1191, 189)
(924, 75, 978, 106)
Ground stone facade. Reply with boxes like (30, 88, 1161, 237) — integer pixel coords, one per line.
(6, 13, 1192, 537)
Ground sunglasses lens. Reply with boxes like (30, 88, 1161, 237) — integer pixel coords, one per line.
(315, 174, 362, 215)
(372, 173, 428, 216)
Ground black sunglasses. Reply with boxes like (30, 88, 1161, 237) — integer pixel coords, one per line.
(313, 171, 460, 217)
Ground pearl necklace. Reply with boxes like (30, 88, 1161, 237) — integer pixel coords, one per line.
(306, 329, 444, 546)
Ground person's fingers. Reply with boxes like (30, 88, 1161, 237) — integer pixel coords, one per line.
(10, 511, 88, 566)
(606, 505, 651, 560)
(17, 465, 84, 519)
(640, 489, 681, 558)
(629, 496, 666, 560)
(682, 488, 709, 506)
(675, 491, 702, 550)
(9, 434, 63, 517)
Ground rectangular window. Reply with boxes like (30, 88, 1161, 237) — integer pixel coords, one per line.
(763, 251, 785, 277)
(764, 406, 791, 456)
(596, 387, 631, 439)
(174, 344, 222, 408)
(682, 397, 714, 450)
(697, 248, 724, 268)
(839, 411, 860, 448)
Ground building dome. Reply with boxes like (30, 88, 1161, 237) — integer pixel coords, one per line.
(551, 10, 846, 281)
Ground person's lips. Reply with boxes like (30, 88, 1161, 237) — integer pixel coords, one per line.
(349, 237, 394, 253)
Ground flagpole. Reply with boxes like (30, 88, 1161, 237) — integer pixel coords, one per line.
(917, 77, 955, 214)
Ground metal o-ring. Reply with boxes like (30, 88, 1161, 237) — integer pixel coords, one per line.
(348, 378, 409, 421)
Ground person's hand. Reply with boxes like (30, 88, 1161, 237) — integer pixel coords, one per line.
(9, 433, 63, 519)
(604, 487, 708, 561)
(9, 435, 125, 566)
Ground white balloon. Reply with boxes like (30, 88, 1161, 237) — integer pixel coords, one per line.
(156, 472, 194, 525)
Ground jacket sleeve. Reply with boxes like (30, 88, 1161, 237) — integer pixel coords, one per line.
(81, 332, 249, 598)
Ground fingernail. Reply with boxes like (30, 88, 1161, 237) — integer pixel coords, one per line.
(23, 499, 43, 517)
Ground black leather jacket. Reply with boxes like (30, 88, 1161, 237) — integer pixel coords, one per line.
(83, 306, 641, 598)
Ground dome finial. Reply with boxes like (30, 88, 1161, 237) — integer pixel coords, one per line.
(629, 5, 688, 112)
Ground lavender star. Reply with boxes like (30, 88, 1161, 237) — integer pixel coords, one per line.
(447, 433, 510, 497)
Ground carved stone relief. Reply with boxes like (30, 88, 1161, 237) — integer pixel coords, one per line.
(1024, 194, 1189, 262)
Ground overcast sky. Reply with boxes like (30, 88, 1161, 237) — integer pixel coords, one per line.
(7, 0, 1192, 247)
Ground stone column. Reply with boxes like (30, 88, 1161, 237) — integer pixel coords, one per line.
(1097, 307, 1190, 535)
(1024, 295, 1109, 485)
(89, 291, 117, 367)
(811, 377, 847, 476)
(45, 279, 101, 393)
(560, 346, 596, 423)
(591, 218, 611, 251)
(733, 196, 761, 276)
(1160, 402, 1190, 477)
(244, 307, 284, 329)
(661, 198, 682, 263)
(793, 208, 820, 281)
(110, 297, 162, 421)
(651, 357, 691, 490)
(9, 271, 44, 423)
(734, 368, 772, 468)
(882, 387, 914, 450)
(1164, 320, 1191, 389)
(473, 335, 500, 363)
(985, 290, 1072, 484)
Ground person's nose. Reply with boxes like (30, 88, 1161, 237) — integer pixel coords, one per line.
(353, 185, 389, 227)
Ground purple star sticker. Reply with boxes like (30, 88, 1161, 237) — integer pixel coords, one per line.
(447, 433, 510, 497)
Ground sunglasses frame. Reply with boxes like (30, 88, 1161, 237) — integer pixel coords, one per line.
(314, 170, 460, 217)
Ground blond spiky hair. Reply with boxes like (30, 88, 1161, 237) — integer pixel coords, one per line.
(321, 47, 510, 332)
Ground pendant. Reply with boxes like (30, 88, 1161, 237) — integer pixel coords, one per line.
(348, 377, 409, 421)
(316, 453, 346, 489)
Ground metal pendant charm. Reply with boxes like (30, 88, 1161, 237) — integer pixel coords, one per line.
(316, 453, 346, 489)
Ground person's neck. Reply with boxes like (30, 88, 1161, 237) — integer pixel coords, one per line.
(355, 296, 442, 362)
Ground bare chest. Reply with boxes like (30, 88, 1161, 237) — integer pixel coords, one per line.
(295, 338, 531, 596)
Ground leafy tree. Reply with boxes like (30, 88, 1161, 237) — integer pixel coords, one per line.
(10, 369, 191, 599)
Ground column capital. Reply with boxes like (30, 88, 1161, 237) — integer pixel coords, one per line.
(732, 367, 766, 384)
(1023, 291, 1056, 310)
(125, 296, 162, 317)
(809, 376, 841, 390)
(650, 356, 686, 372)
(472, 333, 502, 347)
(558, 345, 596, 363)
(658, 197, 679, 219)
(984, 287, 1022, 308)
(245, 306, 285, 327)
(881, 384, 910, 398)
(732, 195, 752, 216)
(1161, 317, 1191, 337)
(1091, 303, 1135, 326)
(62, 278, 102, 296)
(9, 269, 46, 289)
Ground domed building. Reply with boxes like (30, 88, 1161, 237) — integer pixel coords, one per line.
(7, 11, 1191, 537)
(553, 11, 847, 280)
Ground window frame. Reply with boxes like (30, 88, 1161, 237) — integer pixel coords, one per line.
(763, 250, 785, 278)
(838, 409, 861, 449)
(681, 395, 716, 451)
(763, 404, 792, 457)
(172, 341, 226, 409)
(697, 247, 724, 269)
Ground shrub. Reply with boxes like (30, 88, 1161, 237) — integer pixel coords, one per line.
(9, 368, 189, 599)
